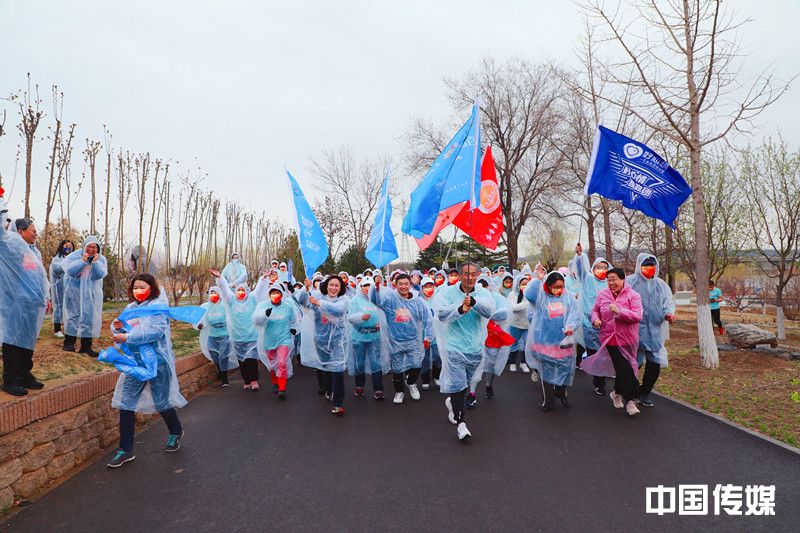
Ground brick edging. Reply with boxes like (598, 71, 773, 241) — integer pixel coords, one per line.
(0, 352, 208, 436)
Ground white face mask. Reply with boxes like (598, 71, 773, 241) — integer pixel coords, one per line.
(231, 258, 239, 264)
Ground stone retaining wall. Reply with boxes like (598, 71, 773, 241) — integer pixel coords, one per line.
(0, 353, 215, 511)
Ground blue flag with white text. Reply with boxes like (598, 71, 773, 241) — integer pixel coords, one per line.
(402, 102, 481, 238)
(287, 171, 329, 279)
(365, 170, 398, 268)
(585, 125, 692, 228)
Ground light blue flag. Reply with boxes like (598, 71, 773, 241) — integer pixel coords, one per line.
(365, 170, 398, 268)
(402, 102, 482, 239)
(287, 170, 330, 279)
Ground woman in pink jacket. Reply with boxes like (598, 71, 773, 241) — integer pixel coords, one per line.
(580, 268, 644, 416)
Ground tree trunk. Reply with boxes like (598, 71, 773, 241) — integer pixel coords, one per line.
(776, 287, 786, 341)
(24, 140, 33, 218)
(685, 4, 719, 368)
(664, 226, 675, 292)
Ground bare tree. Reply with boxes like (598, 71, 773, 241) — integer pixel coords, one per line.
(313, 196, 348, 260)
(742, 137, 800, 340)
(102, 126, 113, 252)
(15, 74, 43, 218)
(84, 138, 102, 235)
(582, 0, 793, 368)
(309, 147, 385, 253)
(675, 150, 748, 285)
(407, 58, 566, 267)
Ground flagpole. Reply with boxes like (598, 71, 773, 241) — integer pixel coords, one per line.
(379, 166, 390, 270)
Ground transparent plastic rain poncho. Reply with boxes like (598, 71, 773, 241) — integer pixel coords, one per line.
(471, 290, 513, 385)
(369, 284, 432, 373)
(62, 237, 107, 338)
(433, 283, 496, 394)
(418, 277, 442, 371)
(294, 288, 352, 373)
(215, 276, 258, 361)
(524, 273, 580, 386)
(564, 259, 580, 298)
(221, 253, 247, 286)
(496, 273, 514, 298)
(579, 284, 643, 379)
(573, 253, 611, 351)
(108, 292, 204, 414)
(253, 285, 298, 378)
(197, 286, 238, 372)
(347, 282, 390, 375)
(627, 253, 675, 366)
(49, 252, 69, 326)
(0, 211, 49, 350)
(506, 274, 530, 351)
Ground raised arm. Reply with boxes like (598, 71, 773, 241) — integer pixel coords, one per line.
(215, 276, 234, 303)
(524, 279, 543, 306)
(252, 276, 269, 302)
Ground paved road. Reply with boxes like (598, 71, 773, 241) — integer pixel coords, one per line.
(3, 366, 798, 532)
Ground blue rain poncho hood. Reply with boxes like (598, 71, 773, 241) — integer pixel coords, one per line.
(573, 253, 612, 351)
(253, 283, 299, 376)
(295, 288, 352, 373)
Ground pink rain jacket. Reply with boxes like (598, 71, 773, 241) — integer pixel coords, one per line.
(580, 284, 643, 378)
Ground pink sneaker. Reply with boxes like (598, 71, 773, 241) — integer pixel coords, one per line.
(243, 383, 251, 390)
(250, 381, 260, 391)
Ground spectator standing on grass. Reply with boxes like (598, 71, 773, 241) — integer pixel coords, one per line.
(709, 279, 724, 335)
(62, 236, 108, 357)
(0, 194, 49, 397)
(49, 239, 74, 338)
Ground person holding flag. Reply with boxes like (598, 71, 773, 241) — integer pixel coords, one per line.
(435, 262, 496, 441)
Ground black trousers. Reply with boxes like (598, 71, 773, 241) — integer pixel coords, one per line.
(2, 343, 34, 386)
(322, 371, 345, 407)
(119, 408, 182, 453)
(449, 388, 467, 423)
(355, 371, 383, 391)
(608, 346, 639, 403)
(392, 368, 420, 393)
(421, 365, 441, 384)
(711, 308, 723, 329)
(583, 347, 606, 391)
(639, 360, 661, 397)
(54, 322, 62, 333)
(239, 359, 259, 384)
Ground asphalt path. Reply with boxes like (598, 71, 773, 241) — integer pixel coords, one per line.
(3, 365, 799, 532)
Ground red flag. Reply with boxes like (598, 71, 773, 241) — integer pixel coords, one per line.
(452, 145, 504, 250)
(413, 202, 465, 251)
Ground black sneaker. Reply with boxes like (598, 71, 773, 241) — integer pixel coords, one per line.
(80, 349, 100, 358)
(63, 343, 76, 352)
(594, 387, 606, 396)
(639, 394, 655, 407)
(1, 384, 28, 397)
(107, 449, 135, 468)
(165, 432, 183, 453)
(465, 394, 477, 409)
(277, 390, 286, 400)
(485, 385, 495, 399)
(22, 377, 44, 390)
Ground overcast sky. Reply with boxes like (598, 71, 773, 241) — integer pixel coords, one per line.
(1, 0, 798, 242)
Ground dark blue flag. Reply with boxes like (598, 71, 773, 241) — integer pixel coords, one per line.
(585, 125, 692, 228)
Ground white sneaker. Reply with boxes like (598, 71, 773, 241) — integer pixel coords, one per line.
(626, 400, 640, 416)
(421, 383, 430, 390)
(530, 370, 539, 383)
(54, 331, 65, 338)
(393, 392, 404, 404)
(509, 364, 517, 372)
(610, 391, 624, 409)
(444, 397, 457, 424)
(457, 422, 471, 440)
(408, 384, 421, 400)
(434, 378, 440, 386)
(519, 363, 531, 373)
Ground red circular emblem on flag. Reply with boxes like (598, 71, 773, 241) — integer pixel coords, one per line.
(478, 180, 500, 214)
